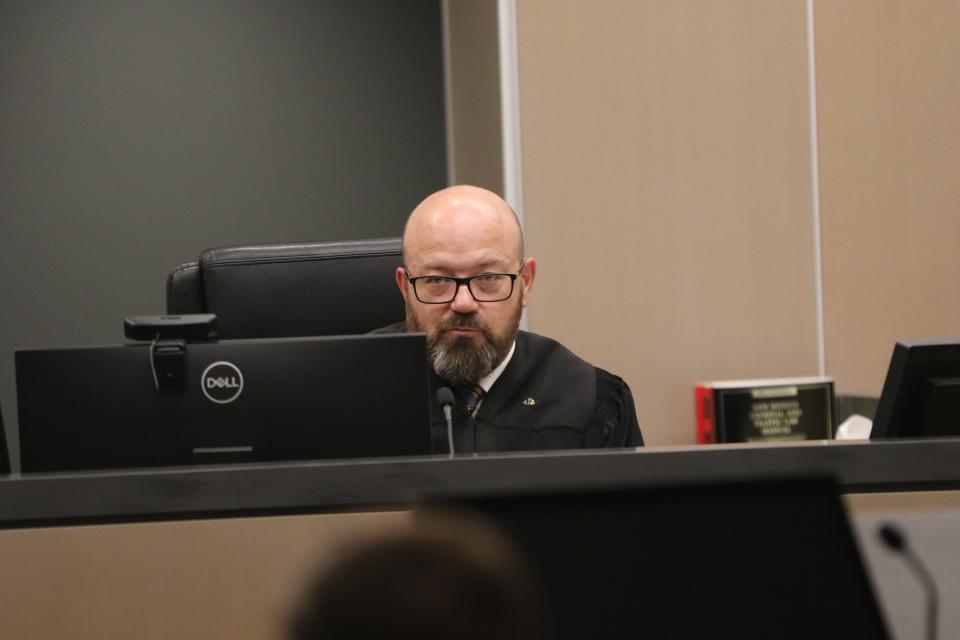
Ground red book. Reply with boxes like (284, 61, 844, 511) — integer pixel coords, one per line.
(695, 385, 716, 444)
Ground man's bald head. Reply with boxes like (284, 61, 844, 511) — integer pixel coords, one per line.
(402, 185, 524, 269)
(395, 184, 537, 386)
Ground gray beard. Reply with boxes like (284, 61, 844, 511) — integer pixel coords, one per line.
(406, 304, 520, 387)
(430, 333, 500, 387)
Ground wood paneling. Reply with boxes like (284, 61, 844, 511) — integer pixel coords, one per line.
(0, 511, 410, 640)
(816, 1, 960, 396)
(517, 1, 819, 445)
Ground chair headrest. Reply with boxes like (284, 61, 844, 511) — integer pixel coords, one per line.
(167, 238, 405, 339)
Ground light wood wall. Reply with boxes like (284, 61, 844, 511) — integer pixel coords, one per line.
(516, 0, 960, 442)
(517, 1, 820, 445)
(816, 1, 960, 397)
(0, 511, 411, 640)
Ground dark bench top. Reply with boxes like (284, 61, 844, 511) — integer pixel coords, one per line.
(2, 438, 958, 529)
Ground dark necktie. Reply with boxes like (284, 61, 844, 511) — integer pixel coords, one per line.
(454, 384, 485, 417)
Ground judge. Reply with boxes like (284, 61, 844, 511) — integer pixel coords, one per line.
(375, 185, 643, 453)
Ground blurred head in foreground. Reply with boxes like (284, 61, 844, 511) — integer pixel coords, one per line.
(287, 511, 544, 640)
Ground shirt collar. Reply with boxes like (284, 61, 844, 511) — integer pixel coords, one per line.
(477, 340, 516, 393)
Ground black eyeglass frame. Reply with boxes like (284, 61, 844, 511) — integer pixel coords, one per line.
(404, 267, 522, 304)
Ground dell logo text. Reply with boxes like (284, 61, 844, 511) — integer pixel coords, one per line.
(201, 361, 244, 404)
(206, 376, 240, 389)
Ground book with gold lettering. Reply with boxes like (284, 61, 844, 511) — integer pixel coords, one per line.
(695, 377, 835, 443)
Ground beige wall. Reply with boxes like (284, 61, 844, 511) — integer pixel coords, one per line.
(0, 511, 411, 640)
(517, 1, 821, 445)
(816, 1, 960, 397)
(515, 0, 960, 442)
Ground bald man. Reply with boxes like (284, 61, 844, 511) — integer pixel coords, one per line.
(375, 185, 642, 453)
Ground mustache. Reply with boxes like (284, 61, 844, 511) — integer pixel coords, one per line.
(438, 313, 485, 332)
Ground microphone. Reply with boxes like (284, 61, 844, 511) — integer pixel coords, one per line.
(436, 387, 456, 457)
(877, 523, 938, 640)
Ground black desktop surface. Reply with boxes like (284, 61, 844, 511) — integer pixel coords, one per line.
(16, 333, 431, 472)
(1, 439, 960, 530)
(444, 478, 890, 640)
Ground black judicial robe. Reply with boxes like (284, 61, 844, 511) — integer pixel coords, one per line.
(375, 324, 644, 453)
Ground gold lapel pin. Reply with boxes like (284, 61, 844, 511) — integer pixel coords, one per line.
(521, 397, 536, 406)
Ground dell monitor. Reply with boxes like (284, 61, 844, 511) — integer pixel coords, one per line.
(16, 333, 432, 473)
(871, 337, 960, 439)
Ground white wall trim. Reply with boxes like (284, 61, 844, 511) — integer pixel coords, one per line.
(806, 0, 826, 376)
(497, 0, 524, 226)
(498, 0, 527, 329)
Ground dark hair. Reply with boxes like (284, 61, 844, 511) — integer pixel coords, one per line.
(287, 530, 543, 640)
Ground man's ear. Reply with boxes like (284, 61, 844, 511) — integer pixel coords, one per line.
(395, 267, 409, 301)
(519, 257, 536, 308)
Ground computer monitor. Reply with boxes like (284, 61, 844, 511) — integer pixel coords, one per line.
(871, 337, 960, 439)
(0, 402, 10, 475)
(16, 333, 431, 473)
(435, 478, 890, 640)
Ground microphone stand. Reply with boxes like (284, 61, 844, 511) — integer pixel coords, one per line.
(436, 387, 456, 458)
(878, 523, 938, 640)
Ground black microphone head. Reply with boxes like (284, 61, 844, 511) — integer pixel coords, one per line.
(878, 523, 906, 551)
(436, 386, 455, 408)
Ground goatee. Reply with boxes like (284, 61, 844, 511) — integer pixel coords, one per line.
(406, 304, 520, 387)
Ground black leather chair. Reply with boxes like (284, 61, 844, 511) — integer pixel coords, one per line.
(166, 237, 405, 339)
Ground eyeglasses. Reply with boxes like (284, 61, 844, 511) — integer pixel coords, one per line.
(405, 268, 521, 304)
